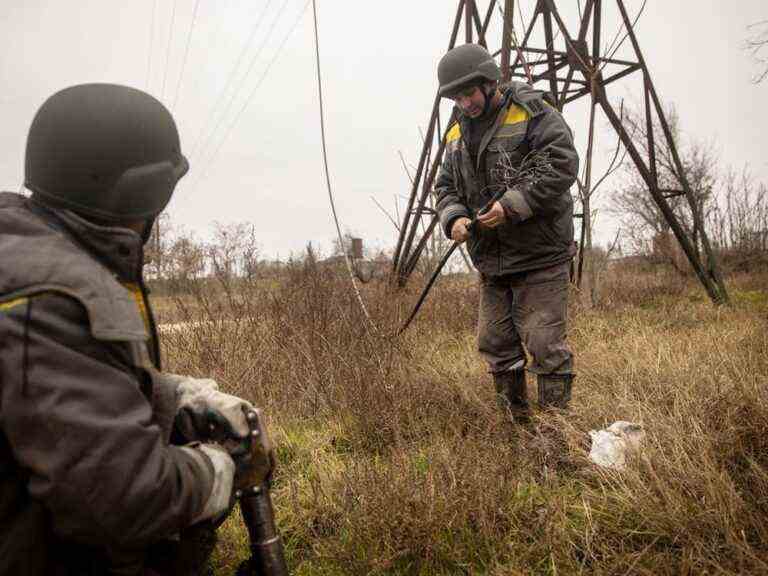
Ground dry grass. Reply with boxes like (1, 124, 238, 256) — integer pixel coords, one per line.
(153, 262, 768, 575)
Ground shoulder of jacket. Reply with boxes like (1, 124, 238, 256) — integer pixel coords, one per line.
(505, 82, 557, 118)
(446, 121, 462, 144)
(0, 199, 147, 342)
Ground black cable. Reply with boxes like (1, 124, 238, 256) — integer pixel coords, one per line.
(310, 0, 374, 328)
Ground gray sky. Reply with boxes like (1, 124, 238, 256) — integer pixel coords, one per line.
(1, 0, 766, 258)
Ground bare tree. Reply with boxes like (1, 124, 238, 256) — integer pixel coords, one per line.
(706, 167, 768, 260)
(166, 235, 206, 287)
(747, 20, 768, 83)
(144, 212, 170, 279)
(608, 104, 718, 266)
(574, 100, 627, 307)
(208, 222, 261, 281)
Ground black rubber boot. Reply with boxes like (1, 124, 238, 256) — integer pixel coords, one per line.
(537, 373, 574, 409)
(493, 369, 530, 421)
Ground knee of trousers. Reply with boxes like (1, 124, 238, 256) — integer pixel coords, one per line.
(478, 327, 524, 367)
(526, 332, 573, 374)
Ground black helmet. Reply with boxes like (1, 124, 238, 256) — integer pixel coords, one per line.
(437, 44, 501, 97)
(25, 83, 189, 222)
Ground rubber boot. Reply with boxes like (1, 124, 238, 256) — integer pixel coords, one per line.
(537, 373, 573, 409)
(493, 369, 530, 421)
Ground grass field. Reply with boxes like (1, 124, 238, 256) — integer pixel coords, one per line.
(154, 262, 768, 575)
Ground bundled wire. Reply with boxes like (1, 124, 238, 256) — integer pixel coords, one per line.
(398, 149, 555, 335)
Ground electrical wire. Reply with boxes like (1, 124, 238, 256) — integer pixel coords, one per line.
(188, 0, 310, 190)
(189, 0, 291, 162)
(172, 0, 202, 109)
(160, 0, 178, 101)
(310, 0, 374, 328)
(599, 0, 648, 72)
(187, 0, 278, 158)
(146, 0, 158, 91)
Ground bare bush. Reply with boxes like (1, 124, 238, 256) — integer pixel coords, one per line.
(152, 250, 768, 574)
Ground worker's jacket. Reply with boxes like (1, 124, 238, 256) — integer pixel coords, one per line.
(0, 192, 215, 575)
(435, 82, 579, 276)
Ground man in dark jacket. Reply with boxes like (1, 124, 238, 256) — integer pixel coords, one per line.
(434, 44, 579, 417)
(0, 84, 257, 575)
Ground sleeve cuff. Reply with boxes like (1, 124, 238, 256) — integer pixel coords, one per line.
(500, 187, 534, 221)
(440, 205, 471, 237)
(187, 444, 235, 525)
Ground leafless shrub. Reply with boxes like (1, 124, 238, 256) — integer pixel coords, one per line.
(148, 235, 768, 574)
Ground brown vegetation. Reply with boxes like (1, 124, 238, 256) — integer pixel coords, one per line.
(152, 261, 768, 575)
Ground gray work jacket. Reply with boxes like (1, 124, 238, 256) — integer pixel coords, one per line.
(435, 82, 579, 276)
(0, 192, 214, 575)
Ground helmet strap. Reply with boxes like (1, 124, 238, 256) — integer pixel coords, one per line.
(480, 83, 497, 117)
(141, 217, 156, 244)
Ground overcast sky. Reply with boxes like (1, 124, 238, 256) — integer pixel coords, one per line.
(1, 0, 766, 258)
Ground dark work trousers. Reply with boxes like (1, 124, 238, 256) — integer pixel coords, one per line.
(477, 261, 573, 376)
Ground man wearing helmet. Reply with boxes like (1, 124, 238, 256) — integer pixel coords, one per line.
(0, 84, 259, 575)
(434, 44, 579, 418)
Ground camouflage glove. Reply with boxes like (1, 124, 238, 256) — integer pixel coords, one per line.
(169, 375, 274, 492)
(168, 374, 255, 443)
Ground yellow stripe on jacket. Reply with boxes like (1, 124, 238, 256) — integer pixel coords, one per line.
(0, 297, 29, 312)
(445, 104, 529, 144)
(122, 282, 151, 336)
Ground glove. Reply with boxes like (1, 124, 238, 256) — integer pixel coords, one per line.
(167, 374, 255, 443)
(168, 375, 274, 492)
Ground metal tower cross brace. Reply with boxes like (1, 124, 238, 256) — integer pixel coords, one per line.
(391, 0, 729, 305)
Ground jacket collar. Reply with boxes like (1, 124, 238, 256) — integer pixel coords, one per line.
(29, 197, 146, 284)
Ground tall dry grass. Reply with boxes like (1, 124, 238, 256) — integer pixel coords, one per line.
(153, 262, 768, 575)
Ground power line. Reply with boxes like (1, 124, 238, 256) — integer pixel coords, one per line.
(600, 0, 649, 72)
(186, 0, 277, 156)
(146, 0, 158, 91)
(172, 0, 202, 110)
(187, 0, 283, 160)
(188, 0, 310, 189)
(160, 0, 179, 101)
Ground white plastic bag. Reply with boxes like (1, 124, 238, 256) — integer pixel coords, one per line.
(588, 421, 645, 470)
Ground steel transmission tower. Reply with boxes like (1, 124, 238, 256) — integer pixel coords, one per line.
(391, 0, 729, 305)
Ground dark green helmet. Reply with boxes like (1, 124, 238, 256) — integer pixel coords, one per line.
(25, 83, 189, 222)
(437, 44, 502, 97)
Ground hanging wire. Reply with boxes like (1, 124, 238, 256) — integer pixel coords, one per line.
(310, 0, 375, 329)
(172, 0, 202, 109)
(187, 0, 279, 159)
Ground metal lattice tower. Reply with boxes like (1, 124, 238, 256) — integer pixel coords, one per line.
(391, 0, 729, 305)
